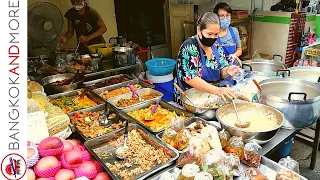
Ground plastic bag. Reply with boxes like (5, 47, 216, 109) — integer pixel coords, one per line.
(177, 164, 200, 180)
(176, 129, 190, 151)
(162, 128, 178, 149)
(278, 156, 299, 173)
(276, 169, 300, 180)
(241, 142, 262, 168)
(201, 149, 228, 180)
(219, 129, 230, 149)
(245, 167, 268, 180)
(225, 136, 244, 159)
(224, 153, 242, 176)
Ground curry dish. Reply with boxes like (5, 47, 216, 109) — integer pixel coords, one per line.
(50, 93, 97, 113)
(220, 109, 279, 131)
(114, 92, 161, 108)
(99, 85, 142, 100)
(127, 104, 187, 131)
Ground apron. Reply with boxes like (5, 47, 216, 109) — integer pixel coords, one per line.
(217, 27, 238, 87)
(176, 36, 221, 91)
(73, 6, 105, 54)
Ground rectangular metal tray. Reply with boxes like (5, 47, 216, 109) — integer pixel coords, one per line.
(107, 88, 164, 110)
(148, 156, 307, 180)
(120, 99, 194, 134)
(47, 89, 105, 116)
(92, 79, 154, 101)
(83, 74, 136, 87)
(84, 124, 179, 180)
(156, 117, 221, 153)
(67, 104, 132, 141)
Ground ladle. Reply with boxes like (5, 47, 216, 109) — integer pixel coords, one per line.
(115, 118, 129, 159)
(173, 83, 196, 106)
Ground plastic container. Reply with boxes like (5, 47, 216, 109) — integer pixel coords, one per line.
(146, 71, 174, 101)
(145, 58, 176, 76)
(278, 138, 294, 158)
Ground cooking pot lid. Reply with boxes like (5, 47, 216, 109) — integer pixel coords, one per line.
(243, 60, 286, 73)
(259, 78, 320, 103)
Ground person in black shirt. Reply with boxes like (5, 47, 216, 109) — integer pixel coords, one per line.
(59, 0, 107, 54)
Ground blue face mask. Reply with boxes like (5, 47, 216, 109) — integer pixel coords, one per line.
(220, 18, 230, 29)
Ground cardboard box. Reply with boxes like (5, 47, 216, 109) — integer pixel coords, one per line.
(232, 10, 249, 19)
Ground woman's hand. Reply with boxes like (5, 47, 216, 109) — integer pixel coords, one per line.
(228, 54, 242, 67)
(227, 65, 240, 77)
(79, 35, 90, 43)
(214, 86, 237, 102)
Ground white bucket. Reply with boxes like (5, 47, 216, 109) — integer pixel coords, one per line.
(146, 71, 173, 83)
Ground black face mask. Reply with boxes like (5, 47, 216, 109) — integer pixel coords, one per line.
(199, 31, 217, 47)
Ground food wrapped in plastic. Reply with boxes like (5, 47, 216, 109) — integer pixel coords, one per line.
(224, 153, 241, 176)
(201, 149, 227, 180)
(276, 169, 300, 180)
(219, 129, 230, 149)
(159, 171, 175, 180)
(241, 142, 262, 168)
(177, 164, 200, 180)
(176, 129, 191, 151)
(245, 167, 268, 180)
(225, 136, 244, 159)
(194, 172, 213, 180)
(162, 128, 178, 149)
(278, 156, 299, 173)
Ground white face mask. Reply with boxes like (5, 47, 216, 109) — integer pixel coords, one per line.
(73, 1, 84, 11)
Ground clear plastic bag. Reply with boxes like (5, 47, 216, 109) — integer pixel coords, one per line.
(225, 136, 244, 160)
(278, 156, 299, 174)
(218, 129, 230, 149)
(245, 167, 268, 180)
(162, 128, 178, 149)
(241, 142, 262, 168)
(201, 149, 228, 180)
(276, 169, 300, 180)
(224, 153, 242, 176)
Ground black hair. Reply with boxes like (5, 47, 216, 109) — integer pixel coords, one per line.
(213, 2, 232, 15)
(197, 12, 220, 31)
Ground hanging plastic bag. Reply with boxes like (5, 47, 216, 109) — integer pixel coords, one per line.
(241, 142, 262, 168)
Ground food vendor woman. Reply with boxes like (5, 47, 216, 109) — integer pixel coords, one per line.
(174, 12, 240, 104)
(59, 0, 107, 54)
(214, 3, 242, 65)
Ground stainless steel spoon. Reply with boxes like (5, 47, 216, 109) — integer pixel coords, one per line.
(115, 119, 129, 159)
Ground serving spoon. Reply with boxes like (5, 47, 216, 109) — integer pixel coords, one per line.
(115, 118, 129, 159)
(144, 102, 159, 121)
(127, 84, 142, 101)
(173, 83, 196, 106)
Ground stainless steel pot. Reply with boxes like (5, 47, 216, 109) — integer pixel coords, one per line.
(216, 102, 284, 144)
(180, 88, 225, 120)
(112, 47, 136, 66)
(287, 66, 320, 84)
(41, 73, 83, 93)
(242, 58, 287, 77)
(258, 78, 320, 129)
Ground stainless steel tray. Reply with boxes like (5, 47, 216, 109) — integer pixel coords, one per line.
(92, 79, 154, 101)
(83, 74, 136, 87)
(47, 89, 105, 115)
(84, 124, 179, 180)
(156, 117, 221, 153)
(121, 99, 194, 134)
(67, 104, 131, 141)
(107, 88, 164, 110)
(148, 156, 307, 180)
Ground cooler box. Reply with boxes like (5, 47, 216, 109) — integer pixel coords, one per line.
(146, 71, 174, 102)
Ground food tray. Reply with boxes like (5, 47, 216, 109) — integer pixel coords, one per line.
(67, 104, 132, 141)
(84, 124, 179, 180)
(47, 89, 104, 115)
(156, 117, 221, 153)
(107, 88, 164, 110)
(92, 79, 154, 101)
(83, 74, 136, 87)
(121, 99, 194, 134)
(148, 156, 307, 180)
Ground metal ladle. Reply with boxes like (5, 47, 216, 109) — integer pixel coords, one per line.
(115, 118, 129, 159)
(173, 83, 196, 106)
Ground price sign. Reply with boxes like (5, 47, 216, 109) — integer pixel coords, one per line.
(27, 111, 49, 143)
(170, 0, 199, 5)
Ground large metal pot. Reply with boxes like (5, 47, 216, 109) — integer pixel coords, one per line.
(287, 66, 320, 84)
(258, 78, 320, 129)
(216, 102, 284, 144)
(180, 88, 225, 120)
(112, 47, 136, 66)
(41, 73, 83, 93)
(242, 58, 287, 77)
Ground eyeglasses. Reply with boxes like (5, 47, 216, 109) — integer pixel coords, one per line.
(219, 13, 231, 19)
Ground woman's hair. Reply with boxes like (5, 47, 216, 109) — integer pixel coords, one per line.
(197, 12, 220, 31)
(213, 2, 232, 14)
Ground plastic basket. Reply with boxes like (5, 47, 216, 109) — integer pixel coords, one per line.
(145, 58, 176, 76)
